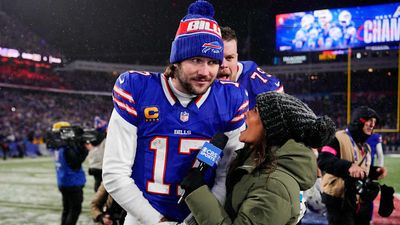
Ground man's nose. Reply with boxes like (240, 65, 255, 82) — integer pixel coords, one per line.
(198, 63, 211, 75)
(220, 59, 228, 68)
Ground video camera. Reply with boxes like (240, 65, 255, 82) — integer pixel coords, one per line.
(354, 177, 380, 202)
(46, 126, 105, 149)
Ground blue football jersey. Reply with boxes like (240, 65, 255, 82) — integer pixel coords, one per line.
(112, 71, 248, 222)
(237, 61, 284, 109)
(366, 133, 382, 165)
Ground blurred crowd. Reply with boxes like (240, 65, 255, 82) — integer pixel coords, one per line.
(0, 8, 399, 159)
(0, 62, 115, 92)
(1, 67, 399, 159)
(0, 61, 67, 88)
(59, 70, 116, 92)
(0, 88, 111, 159)
(279, 71, 397, 128)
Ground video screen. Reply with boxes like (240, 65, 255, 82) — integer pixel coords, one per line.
(276, 2, 400, 52)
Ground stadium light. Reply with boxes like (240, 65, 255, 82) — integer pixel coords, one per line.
(49, 56, 62, 64)
(0, 47, 20, 58)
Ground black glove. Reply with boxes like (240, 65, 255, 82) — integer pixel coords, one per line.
(359, 179, 380, 202)
(180, 168, 205, 197)
(379, 184, 395, 217)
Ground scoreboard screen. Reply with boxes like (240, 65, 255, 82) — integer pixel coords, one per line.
(276, 2, 400, 52)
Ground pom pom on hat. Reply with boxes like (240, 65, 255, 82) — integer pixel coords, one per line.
(187, 0, 215, 18)
(256, 92, 336, 148)
(170, 0, 223, 64)
(303, 116, 336, 148)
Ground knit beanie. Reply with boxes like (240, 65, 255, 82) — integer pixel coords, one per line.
(170, 0, 224, 64)
(256, 92, 336, 148)
(348, 106, 379, 143)
(94, 116, 108, 133)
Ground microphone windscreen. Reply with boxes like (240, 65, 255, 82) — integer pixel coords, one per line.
(196, 133, 228, 169)
(209, 133, 228, 150)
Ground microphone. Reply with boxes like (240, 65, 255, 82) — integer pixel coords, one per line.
(196, 133, 228, 171)
(178, 133, 228, 203)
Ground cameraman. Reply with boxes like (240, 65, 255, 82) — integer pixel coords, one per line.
(50, 121, 88, 225)
(318, 106, 387, 225)
(86, 117, 107, 192)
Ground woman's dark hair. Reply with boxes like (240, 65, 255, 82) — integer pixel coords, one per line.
(228, 138, 276, 177)
(252, 140, 277, 174)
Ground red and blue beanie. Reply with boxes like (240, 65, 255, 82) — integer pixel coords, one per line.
(170, 0, 223, 64)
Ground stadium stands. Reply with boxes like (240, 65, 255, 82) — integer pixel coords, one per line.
(277, 69, 397, 129)
(275, 67, 399, 153)
(0, 8, 399, 158)
(0, 87, 112, 158)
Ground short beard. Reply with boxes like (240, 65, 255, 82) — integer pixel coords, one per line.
(176, 74, 210, 95)
(175, 66, 213, 96)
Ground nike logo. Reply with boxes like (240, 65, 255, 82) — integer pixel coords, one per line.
(275, 81, 280, 86)
(119, 77, 125, 84)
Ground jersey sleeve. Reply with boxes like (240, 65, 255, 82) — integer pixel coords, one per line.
(226, 83, 249, 132)
(211, 124, 245, 204)
(112, 71, 139, 126)
(318, 137, 352, 178)
(106, 71, 164, 223)
(249, 65, 284, 94)
(102, 110, 163, 224)
(375, 134, 384, 167)
(241, 61, 284, 109)
(377, 134, 383, 144)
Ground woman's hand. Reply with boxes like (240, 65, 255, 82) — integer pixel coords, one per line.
(180, 169, 204, 197)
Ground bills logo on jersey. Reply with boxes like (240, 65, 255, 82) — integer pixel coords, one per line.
(202, 41, 222, 54)
(180, 111, 189, 122)
(144, 107, 159, 122)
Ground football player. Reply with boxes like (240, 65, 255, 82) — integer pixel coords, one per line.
(102, 1, 248, 224)
(218, 26, 284, 109)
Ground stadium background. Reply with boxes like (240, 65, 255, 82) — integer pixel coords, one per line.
(0, 0, 399, 224)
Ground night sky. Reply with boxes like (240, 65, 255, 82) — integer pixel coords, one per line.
(0, 0, 394, 65)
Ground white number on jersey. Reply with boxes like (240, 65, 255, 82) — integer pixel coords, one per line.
(147, 137, 207, 195)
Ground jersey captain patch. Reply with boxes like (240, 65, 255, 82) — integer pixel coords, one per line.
(144, 106, 159, 122)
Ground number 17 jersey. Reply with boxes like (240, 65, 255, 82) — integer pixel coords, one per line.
(112, 71, 248, 222)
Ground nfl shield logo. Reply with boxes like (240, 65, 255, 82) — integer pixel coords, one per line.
(180, 111, 189, 122)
